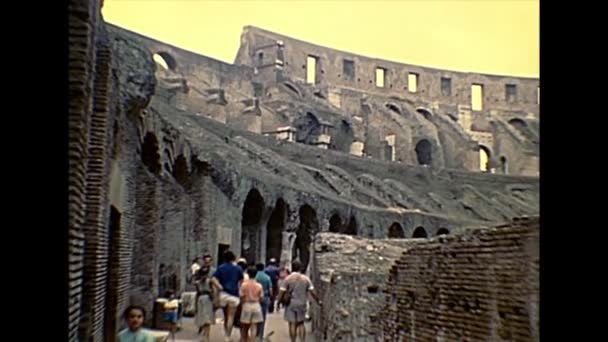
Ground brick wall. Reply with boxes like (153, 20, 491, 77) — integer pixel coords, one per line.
(79, 25, 113, 341)
(378, 217, 539, 341)
(68, 0, 101, 340)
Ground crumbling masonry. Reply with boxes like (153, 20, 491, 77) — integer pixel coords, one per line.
(68, 2, 539, 340)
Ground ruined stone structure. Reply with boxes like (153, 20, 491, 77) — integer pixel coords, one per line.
(68, 2, 539, 340)
(311, 218, 539, 341)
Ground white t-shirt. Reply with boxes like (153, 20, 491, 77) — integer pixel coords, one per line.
(191, 263, 201, 275)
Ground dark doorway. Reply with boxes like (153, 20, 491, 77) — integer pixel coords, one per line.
(103, 206, 121, 342)
(266, 198, 287, 263)
(329, 213, 342, 233)
(388, 222, 405, 238)
(436, 228, 450, 236)
(241, 189, 265, 263)
(217, 244, 230, 267)
(415, 139, 432, 166)
(344, 216, 358, 235)
(141, 132, 161, 174)
(293, 205, 318, 273)
(412, 226, 428, 238)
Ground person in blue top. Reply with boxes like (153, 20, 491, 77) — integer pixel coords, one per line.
(255, 262, 273, 341)
(264, 258, 280, 313)
(211, 250, 243, 341)
(117, 305, 156, 342)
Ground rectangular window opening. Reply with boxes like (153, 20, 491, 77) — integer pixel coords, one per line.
(376, 67, 386, 88)
(343, 59, 355, 80)
(306, 56, 317, 84)
(505, 84, 517, 103)
(408, 73, 418, 93)
(441, 77, 452, 96)
(471, 84, 483, 111)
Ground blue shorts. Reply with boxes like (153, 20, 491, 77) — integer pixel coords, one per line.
(164, 311, 178, 323)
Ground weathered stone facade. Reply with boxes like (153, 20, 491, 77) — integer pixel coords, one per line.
(310, 218, 539, 342)
(69, 5, 539, 340)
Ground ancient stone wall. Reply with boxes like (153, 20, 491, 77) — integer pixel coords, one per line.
(310, 233, 420, 341)
(378, 217, 539, 341)
(68, 0, 103, 340)
(70, 15, 540, 340)
(236, 26, 539, 118)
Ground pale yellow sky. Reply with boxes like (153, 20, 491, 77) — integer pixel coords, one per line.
(102, 0, 539, 78)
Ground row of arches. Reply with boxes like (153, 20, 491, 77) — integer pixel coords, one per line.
(140, 131, 194, 187)
(388, 222, 450, 239)
(240, 188, 452, 271)
(240, 189, 319, 272)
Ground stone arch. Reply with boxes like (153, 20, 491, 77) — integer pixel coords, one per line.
(293, 204, 319, 272)
(141, 132, 161, 174)
(415, 139, 432, 166)
(329, 213, 342, 233)
(412, 226, 428, 238)
(172, 155, 190, 187)
(479, 145, 492, 172)
(331, 119, 355, 152)
(388, 222, 405, 238)
(241, 188, 265, 263)
(345, 216, 358, 235)
(294, 112, 321, 144)
(436, 227, 450, 236)
(153, 52, 177, 71)
(508, 118, 527, 129)
(385, 102, 401, 115)
(266, 198, 288, 263)
(283, 81, 301, 97)
(416, 107, 433, 120)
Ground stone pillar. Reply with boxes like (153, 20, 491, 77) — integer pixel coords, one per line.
(280, 232, 297, 268)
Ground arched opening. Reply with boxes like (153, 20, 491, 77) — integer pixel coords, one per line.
(293, 204, 319, 273)
(153, 52, 177, 71)
(415, 139, 432, 166)
(241, 189, 265, 263)
(479, 145, 491, 172)
(266, 198, 287, 263)
(103, 206, 121, 341)
(500, 156, 508, 174)
(350, 141, 364, 156)
(329, 213, 342, 233)
(172, 155, 190, 187)
(508, 118, 527, 130)
(416, 107, 433, 120)
(331, 120, 354, 152)
(141, 133, 161, 174)
(294, 112, 321, 144)
(436, 228, 450, 236)
(388, 222, 405, 238)
(412, 226, 428, 238)
(283, 82, 301, 97)
(385, 103, 401, 115)
(344, 216, 358, 235)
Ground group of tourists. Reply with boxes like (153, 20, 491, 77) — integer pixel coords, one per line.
(118, 251, 321, 342)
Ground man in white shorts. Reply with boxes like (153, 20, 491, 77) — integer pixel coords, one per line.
(211, 250, 243, 341)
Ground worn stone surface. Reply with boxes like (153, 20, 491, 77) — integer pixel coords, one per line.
(310, 233, 420, 341)
(377, 217, 539, 341)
